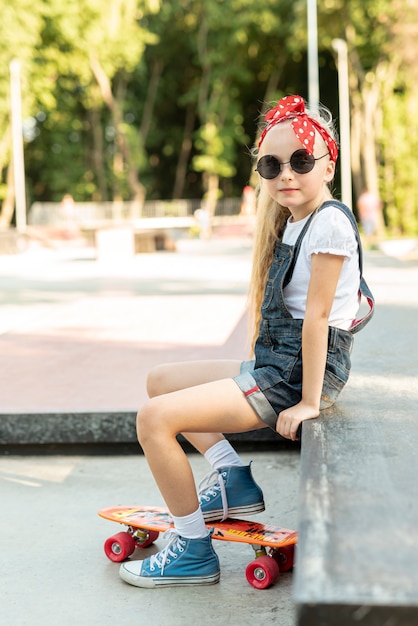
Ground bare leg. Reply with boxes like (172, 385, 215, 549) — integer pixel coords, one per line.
(146, 359, 242, 396)
(146, 360, 242, 455)
(136, 378, 264, 517)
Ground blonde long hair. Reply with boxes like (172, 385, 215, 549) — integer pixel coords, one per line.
(248, 100, 338, 354)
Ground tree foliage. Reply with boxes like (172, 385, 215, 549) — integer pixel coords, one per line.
(1, 0, 417, 235)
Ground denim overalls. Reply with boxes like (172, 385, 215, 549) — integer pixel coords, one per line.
(234, 201, 374, 432)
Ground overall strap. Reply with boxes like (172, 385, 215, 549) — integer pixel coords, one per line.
(283, 211, 317, 288)
(319, 201, 375, 333)
(285, 200, 375, 334)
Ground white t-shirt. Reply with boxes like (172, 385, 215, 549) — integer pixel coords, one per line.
(282, 205, 360, 330)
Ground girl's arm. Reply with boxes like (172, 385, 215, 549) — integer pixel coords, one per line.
(276, 252, 345, 440)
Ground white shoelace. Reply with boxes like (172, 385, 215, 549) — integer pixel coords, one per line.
(148, 529, 186, 575)
(197, 469, 228, 521)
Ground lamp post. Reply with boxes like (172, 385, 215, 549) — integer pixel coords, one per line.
(332, 39, 352, 209)
(307, 0, 319, 112)
(10, 59, 27, 232)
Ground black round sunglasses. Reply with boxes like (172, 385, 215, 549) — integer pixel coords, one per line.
(255, 149, 329, 179)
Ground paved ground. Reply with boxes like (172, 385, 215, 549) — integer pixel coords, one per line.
(0, 238, 252, 414)
(2, 450, 300, 626)
(1, 234, 418, 625)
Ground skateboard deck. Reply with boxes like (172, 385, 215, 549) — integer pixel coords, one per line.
(99, 505, 297, 589)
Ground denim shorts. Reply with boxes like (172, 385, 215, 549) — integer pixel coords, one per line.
(233, 322, 353, 431)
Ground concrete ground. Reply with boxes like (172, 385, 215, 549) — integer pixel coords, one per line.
(1, 450, 299, 626)
(0, 238, 253, 415)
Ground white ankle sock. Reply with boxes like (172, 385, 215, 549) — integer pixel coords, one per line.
(171, 508, 209, 539)
(204, 440, 245, 470)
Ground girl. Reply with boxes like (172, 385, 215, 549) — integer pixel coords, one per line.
(120, 95, 373, 588)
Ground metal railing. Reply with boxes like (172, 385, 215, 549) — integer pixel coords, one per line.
(29, 198, 242, 227)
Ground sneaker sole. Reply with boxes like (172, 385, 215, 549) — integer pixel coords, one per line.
(202, 502, 265, 522)
(120, 569, 220, 588)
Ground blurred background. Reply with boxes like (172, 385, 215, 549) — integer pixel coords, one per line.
(1, 0, 417, 251)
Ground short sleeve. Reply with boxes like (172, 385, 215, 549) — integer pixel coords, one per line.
(307, 206, 357, 259)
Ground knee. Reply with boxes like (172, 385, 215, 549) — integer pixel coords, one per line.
(146, 363, 171, 398)
(136, 397, 173, 447)
(136, 400, 156, 445)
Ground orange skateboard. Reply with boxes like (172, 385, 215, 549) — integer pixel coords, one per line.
(99, 505, 297, 589)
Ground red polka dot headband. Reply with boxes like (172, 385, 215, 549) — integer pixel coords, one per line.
(258, 95, 338, 162)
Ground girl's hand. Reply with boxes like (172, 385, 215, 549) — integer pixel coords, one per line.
(276, 402, 320, 441)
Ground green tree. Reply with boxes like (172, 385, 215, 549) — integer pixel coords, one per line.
(3, 0, 418, 238)
(35, 0, 159, 207)
(318, 0, 418, 235)
(2, 0, 160, 225)
(142, 0, 303, 204)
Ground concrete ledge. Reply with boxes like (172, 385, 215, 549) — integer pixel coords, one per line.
(0, 412, 138, 445)
(0, 412, 283, 447)
(294, 399, 418, 624)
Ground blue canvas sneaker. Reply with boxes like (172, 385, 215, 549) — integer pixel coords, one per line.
(198, 462, 265, 521)
(119, 530, 220, 588)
